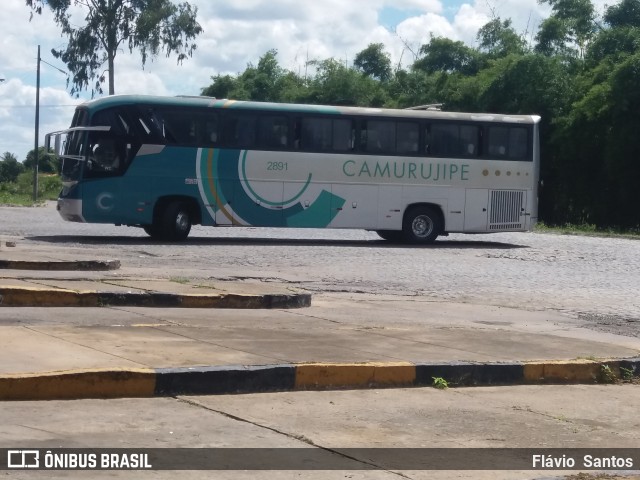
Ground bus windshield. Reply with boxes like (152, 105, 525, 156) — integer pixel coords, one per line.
(60, 109, 89, 184)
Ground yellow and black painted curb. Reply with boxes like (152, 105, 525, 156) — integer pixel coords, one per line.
(0, 286, 311, 309)
(0, 260, 121, 271)
(1, 359, 638, 401)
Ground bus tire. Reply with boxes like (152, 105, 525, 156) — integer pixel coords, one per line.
(402, 206, 441, 244)
(161, 202, 192, 241)
(143, 225, 162, 239)
(376, 230, 403, 242)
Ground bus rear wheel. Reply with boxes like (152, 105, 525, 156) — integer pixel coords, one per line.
(402, 206, 441, 244)
(376, 230, 403, 242)
(161, 202, 192, 241)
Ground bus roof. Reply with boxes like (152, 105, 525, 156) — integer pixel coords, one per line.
(78, 94, 541, 124)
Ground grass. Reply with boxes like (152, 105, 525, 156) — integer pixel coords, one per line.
(535, 222, 640, 239)
(0, 173, 62, 206)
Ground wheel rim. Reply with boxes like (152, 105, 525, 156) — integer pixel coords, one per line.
(175, 211, 190, 232)
(412, 215, 434, 238)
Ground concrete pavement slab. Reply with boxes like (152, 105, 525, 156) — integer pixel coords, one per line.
(0, 327, 147, 374)
(14, 325, 280, 371)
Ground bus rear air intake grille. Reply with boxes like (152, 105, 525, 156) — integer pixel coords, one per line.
(489, 190, 524, 230)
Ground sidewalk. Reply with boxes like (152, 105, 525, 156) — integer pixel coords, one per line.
(1, 240, 639, 401)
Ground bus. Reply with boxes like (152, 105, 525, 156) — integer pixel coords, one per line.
(46, 95, 540, 244)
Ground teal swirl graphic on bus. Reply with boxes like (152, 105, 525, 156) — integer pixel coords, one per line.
(197, 148, 345, 228)
(240, 150, 312, 207)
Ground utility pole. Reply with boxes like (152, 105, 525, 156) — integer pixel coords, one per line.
(33, 45, 41, 202)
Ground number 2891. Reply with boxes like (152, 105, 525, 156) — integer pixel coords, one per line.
(267, 162, 288, 171)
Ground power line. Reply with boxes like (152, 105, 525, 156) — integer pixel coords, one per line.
(0, 104, 78, 108)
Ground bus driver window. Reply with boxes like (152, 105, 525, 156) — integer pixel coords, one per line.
(89, 138, 120, 172)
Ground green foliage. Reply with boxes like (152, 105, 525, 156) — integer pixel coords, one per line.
(477, 18, 528, 59)
(23, 147, 59, 174)
(26, 0, 202, 96)
(432, 377, 449, 389)
(599, 364, 616, 384)
(620, 366, 635, 381)
(354, 43, 392, 81)
(0, 152, 25, 183)
(413, 37, 480, 75)
(0, 172, 61, 205)
(604, 0, 640, 28)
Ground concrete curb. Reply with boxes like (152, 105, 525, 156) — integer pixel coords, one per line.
(0, 287, 311, 309)
(0, 260, 121, 271)
(1, 359, 638, 401)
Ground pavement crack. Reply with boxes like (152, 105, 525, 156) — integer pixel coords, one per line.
(21, 326, 150, 368)
(176, 397, 414, 478)
(148, 325, 287, 363)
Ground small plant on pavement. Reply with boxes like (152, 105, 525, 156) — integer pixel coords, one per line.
(432, 377, 449, 389)
(599, 364, 616, 384)
(620, 367, 634, 381)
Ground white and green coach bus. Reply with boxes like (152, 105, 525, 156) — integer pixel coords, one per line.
(46, 95, 540, 243)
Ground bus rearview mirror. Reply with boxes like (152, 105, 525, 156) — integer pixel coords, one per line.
(54, 135, 62, 156)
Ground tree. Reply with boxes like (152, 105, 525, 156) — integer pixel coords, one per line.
(413, 37, 480, 75)
(238, 50, 286, 102)
(201, 74, 241, 99)
(536, 0, 598, 59)
(477, 19, 528, 59)
(26, 0, 202, 96)
(304, 58, 386, 106)
(0, 152, 25, 183)
(603, 0, 640, 28)
(354, 43, 393, 81)
(24, 147, 59, 174)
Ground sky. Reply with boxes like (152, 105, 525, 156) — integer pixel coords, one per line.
(0, 0, 611, 162)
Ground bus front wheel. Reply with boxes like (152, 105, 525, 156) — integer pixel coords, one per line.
(402, 206, 441, 244)
(143, 225, 162, 239)
(161, 202, 192, 241)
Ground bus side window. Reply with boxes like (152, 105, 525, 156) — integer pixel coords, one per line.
(293, 119, 302, 149)
(509, 127, 528, 160)
(258, 115, 289, 149)
(205, 116, 219, 144)
(424, 125, 432, 155)
(332, 119, 354, 152)
(225, 114, 256, 148)
(363, 120, 395, 154)
(460, 125, 479, 157)
(488, 126, 509, 158)
(397, 122, 419, 155)
(87, 136, 123, 174)
(431, 124, 458, 156)
(301, 118, 332, 151)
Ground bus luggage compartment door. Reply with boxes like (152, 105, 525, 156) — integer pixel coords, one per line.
(464, 189, 489, 232)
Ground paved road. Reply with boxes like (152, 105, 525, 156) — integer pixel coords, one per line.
(2, 203, 639, 337)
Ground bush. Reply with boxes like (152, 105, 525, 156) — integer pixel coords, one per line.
(0, 172, 61, 205)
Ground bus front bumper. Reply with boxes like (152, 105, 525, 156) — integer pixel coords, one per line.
(57, 198, 86, 223)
